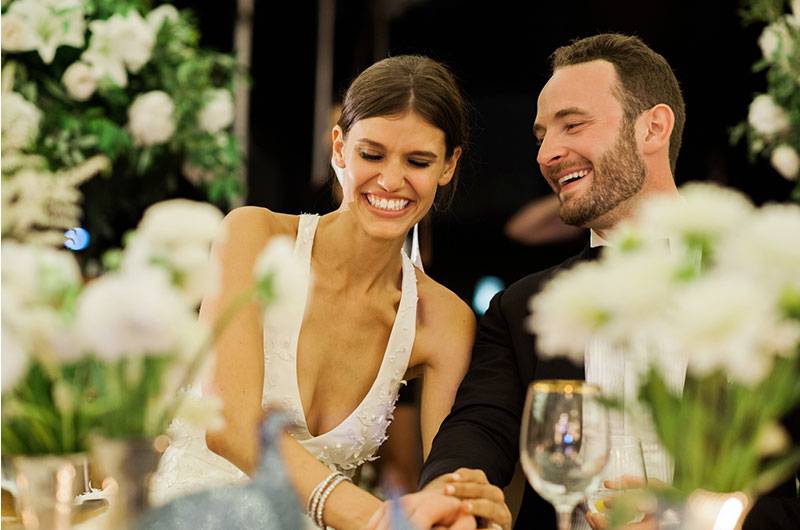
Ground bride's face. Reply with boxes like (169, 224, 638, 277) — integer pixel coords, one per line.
(332, 111, 461, 241)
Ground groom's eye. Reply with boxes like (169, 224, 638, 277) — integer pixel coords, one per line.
(565, 122, 585, 132)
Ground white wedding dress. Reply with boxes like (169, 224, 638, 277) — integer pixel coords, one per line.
(151, 214, 418, 516)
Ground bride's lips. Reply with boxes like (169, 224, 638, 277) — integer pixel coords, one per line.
(361, 193, 414, 218)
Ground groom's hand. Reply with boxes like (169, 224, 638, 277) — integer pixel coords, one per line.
(425, 468, 512, 530)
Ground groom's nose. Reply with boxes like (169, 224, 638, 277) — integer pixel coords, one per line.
(536, 134, 568, 168)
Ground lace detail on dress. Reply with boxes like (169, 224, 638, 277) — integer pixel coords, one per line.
(262, 213, 418, 474)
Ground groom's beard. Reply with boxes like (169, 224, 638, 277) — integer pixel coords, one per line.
(558, 119, 646, 227)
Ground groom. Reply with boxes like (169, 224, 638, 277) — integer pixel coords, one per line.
(418, 33, 685, 530)
(419, 32, 800, 530)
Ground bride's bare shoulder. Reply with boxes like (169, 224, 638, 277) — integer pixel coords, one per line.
(214, 207, 299, 276)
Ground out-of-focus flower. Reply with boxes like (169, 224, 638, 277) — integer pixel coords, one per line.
(82, 11, 155, 87)
(254, 236, 308, 329)
(4, 0, 85, 64)
(147, 5, 180, 32)
(198, 89, 235, 133)
(174, 389, 225, 432)
(748, 94, 791, 138)
(1, 325, 28, 392)
(73, 268, 195, 361)
(127, 91, 176, 146)
(62, 62, 97, 101)
(1, 12, 37, 52)
(1, 92, 42, 150)
(770, 144, 800, 181)
(759, 21, 792, 62)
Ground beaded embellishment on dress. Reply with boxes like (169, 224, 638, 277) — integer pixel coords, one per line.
(262, 214, 418, 475)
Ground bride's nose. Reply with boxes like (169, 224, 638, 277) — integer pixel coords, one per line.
(376, 163, 405, 192)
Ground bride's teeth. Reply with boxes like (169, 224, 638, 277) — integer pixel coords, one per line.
(366, 194, 409, 211)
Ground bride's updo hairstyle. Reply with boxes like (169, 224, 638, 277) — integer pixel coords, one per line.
(337, 55, 469, 209)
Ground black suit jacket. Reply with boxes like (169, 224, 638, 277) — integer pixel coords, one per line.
(420, 245, 599, 529)
(420, 244, 799, 529)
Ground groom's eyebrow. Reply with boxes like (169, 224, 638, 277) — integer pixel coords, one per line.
(357, 138, 438, 159)
(533, 107, 592, 138)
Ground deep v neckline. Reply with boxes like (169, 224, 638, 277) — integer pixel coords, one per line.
(288, 215, 414, 440)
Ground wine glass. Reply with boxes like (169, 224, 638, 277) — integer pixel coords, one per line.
(587, 434, 647, 519)
(520, 380, 609, 530)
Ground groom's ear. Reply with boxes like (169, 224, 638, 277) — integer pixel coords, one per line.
(332, 126, 346, 167)
(438, 146, 462, 186)
(641, 104, 674, 157)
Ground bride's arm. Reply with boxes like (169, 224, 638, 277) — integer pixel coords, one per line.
(417, 284, 476, 459)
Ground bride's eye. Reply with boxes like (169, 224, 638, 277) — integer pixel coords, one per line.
(359, 151, 383, 161)
(408, 159, 431, 168)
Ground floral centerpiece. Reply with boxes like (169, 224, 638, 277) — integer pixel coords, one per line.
(733, 0, 800, 200)
(1, 0, 245, 256)
(528, 183, 800, 520)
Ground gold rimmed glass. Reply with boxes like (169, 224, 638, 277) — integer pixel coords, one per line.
(520, 380, 610, 530)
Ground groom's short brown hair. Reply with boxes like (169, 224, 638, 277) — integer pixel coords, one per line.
(551, 33, 686, 173)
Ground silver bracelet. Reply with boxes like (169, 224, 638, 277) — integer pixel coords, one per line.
(306, 471, 339, 518)
(314, 473, 351, 528)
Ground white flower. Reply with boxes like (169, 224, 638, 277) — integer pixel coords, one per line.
(122, 200, 225, 305)
(74, 268, 195, 361)
(127, 91, 176, 146)
(5, 0, 85, 64)
(1, 12, 38, 52)
(748, 94, 790, 138)
(1, 325, 28, 392)
(790, 0, 800, 27)
(669, 274, 782, 386)
(717, 203, 800, 291)
(770, 144, 800, 181)
(198, 89, 235, 133)
(117, 10, 156, 73)
(174, 389, 225, 432)
(758, 21, 791, 62)
(253, 236, 308, 329)
(635, 183, 754, 254)
(1, 92, 42, 150)
(1, 241, 82, 307)
(755, 423, 790, 457)
(62, 62, 97, 101)
(82, 15, 129, 87)
(147, 5, 180, 31)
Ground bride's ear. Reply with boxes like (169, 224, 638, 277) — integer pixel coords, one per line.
(438, 146, 462, 186)
(332, 126, 346, 168)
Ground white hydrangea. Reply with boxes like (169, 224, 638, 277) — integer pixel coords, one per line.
(635, 183, 754, 252)
(74, 268, 195, 361)
(198, 89, 235, 133)
(1, 92, 42, 150)
(62, 62, 97, 101)
(770, 144, 800, 181)
(748, 94, 790, 137)
(669, 274, 783, 386)
(3, 0, 85, 64)
(253, 236, 308, 330)
(716, 203, 800, 291)
(122, 200, 226, 306)
(127, 91, 176, 146)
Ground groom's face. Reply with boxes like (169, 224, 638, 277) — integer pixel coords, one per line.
(534, 60, 646, 229)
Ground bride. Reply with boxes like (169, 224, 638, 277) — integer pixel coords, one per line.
(152, 55, 477, 529)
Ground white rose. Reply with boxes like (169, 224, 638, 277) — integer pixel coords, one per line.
(147, 5, 180, 31)
(758, 22, 791, 62)
(119, 10, 155, 73)
(1, 12, 37, 52)
(770, 144, 800, 181)
(127, 91, 176, 146)
(748, 94, 790, 137)
(1, 92, 42, 150)
(198, 89, 235, 133)
(62, 62, 97, 101)
(254, 236, 308, 330)
(74, 268, 195, 361)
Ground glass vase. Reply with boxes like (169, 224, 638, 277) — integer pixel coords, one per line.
(90, 437, 162, 530)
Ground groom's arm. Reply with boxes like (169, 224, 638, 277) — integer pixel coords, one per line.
(419, 289, 526, 489)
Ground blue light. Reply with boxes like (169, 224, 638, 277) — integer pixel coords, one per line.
(472, 276, 505, 315)
(64, 227, 90, 251)
(563, 433, 574, 444)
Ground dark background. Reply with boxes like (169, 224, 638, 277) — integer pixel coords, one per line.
(180, 0, 796, 306)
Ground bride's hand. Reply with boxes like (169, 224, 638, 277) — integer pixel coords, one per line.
(427, 468, 512, 530)
(365, 491, 476, 530)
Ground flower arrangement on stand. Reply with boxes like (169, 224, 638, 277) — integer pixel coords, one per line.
(1, 198, 305, 528)
(528, 183, 800, 528)
(733, 0, 800, 199)
(1, 0, 245, 257)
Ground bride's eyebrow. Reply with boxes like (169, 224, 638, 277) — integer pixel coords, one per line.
(356, 139, 438, 159)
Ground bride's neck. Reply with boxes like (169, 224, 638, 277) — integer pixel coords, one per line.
(313, 210, 405, 294)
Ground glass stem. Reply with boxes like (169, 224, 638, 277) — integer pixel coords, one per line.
(557, 508, 573, 530)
